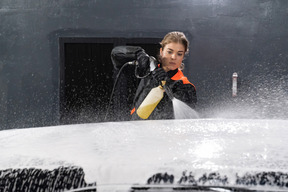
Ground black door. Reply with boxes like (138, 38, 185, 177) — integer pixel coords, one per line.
(60, 38, 161, 124)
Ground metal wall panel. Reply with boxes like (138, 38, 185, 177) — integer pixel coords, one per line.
(0, 0, 287, 129)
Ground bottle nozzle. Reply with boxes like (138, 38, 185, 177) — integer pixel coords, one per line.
(160, 81, 173, 100)
(127, 60, 138, 65)
(163, 85, 174, 100)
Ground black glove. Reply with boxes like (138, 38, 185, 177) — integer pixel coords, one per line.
(111, 46, 143, 69)
(152, 68, 168, 85)
(136, 48, 150, 69)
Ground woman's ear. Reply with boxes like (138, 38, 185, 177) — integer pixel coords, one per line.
(160, 47, 163, 56)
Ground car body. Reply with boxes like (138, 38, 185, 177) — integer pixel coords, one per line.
(1, 119, 288, 191)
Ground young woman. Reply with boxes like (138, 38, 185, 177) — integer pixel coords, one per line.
(111, 31, 197, 120)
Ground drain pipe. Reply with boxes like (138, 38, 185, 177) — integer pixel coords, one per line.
(232, 72, 238, 97)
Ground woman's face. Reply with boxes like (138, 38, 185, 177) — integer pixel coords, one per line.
(160, 42, 185, 72)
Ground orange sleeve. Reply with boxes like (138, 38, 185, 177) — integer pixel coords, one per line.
(171, 70, 196, 89)
(130, 107, 136, 115)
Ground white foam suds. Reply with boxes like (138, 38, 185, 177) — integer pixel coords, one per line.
(1, 119, 288, 191)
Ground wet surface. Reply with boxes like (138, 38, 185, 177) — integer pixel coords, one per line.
(1, 119, 288, 191)
(0, 166, 96, 192)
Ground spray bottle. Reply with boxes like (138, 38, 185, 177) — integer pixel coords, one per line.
(136, 81, 174, 119)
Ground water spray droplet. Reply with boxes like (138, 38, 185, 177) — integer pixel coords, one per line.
(172, 98, 199, 119)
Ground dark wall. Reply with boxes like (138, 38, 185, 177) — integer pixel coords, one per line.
(0, 0, 288, 129)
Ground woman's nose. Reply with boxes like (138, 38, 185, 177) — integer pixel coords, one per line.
(171, 53, 176, 59)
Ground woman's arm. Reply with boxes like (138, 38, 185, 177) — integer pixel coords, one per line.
(170, 81, 197, 109)
(111, 46, 150, 71)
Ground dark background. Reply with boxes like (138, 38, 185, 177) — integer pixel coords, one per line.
(0, 0, 287, 129)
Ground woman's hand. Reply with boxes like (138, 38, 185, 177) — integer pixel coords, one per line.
(136, 49, 150, 69)
(152, 68, 168, 85)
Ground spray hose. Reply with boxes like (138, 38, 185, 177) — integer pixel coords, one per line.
(104, 60, 153, 121)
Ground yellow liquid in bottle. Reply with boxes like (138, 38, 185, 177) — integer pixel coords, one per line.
(136, 85, 164, 119)
(136, 101, 161, 119)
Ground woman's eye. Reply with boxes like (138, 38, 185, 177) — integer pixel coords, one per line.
(167, 51, 172, 54)
(178, 53, 183, 56)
